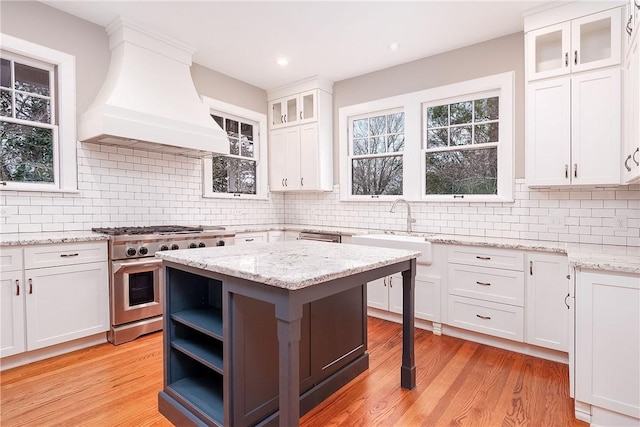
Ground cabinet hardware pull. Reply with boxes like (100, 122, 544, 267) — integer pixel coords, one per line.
(284, 114, 287, 123)
(300, 111, 303, 120)
(60, 253, 79, 258)
(574, 50, 578, 65)
(565, 52, 569, 67)
(383, 277, 387, 287)
(285, 178, 288, 186)
(565, 164, 569, 178)
(245, 238, 254, 242)
(476, 314, 491, 320)
(625, 155, 633, 172)
(281, 115, 284, 123)
(281, 178, 285, 187)
(301, 177, 304, 186)
(636, 0, 640, 9)
(564, 293, 570, 309)
(0, 181, 6, 186)
(574, 163, 577, 178)
(566, 274, 571, 280)
(16, 279, 20, 296)
(627, 16, 634, 35)
(530, 260, 533, 275)
(476, 281, 491, 286)
(633, 148, 639, 166)
(28, 278, 33, 294)
(475, 256, 491, 260)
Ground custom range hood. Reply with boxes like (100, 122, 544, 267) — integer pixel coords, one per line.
(78, 18, 229, 157)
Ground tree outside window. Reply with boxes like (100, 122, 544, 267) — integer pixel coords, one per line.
(349, 110, 404, 196)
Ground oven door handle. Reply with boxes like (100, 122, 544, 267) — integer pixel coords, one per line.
(113, 258, 163, 273)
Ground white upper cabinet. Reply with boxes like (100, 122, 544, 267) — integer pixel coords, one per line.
(623, 28, 640, 183)
(527, 8, 622, 81)
(269, 90, 318, 129)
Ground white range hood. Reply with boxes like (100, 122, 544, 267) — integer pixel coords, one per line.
(78, 18, 229, 157)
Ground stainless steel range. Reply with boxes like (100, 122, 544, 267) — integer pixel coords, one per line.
(92, 225, 235, 345)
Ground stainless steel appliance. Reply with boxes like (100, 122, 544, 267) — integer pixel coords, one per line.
(299, 231, 342, 243)
(92, 225, 235, 345)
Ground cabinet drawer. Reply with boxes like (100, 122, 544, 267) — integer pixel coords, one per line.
(448, 246, 524, 271)
(447, 295, 524, 342)
(1, 247, 23, 272)
(448, 264, 524, 306)
(234, 233, 267, 244)
(24, 242, 107, 269)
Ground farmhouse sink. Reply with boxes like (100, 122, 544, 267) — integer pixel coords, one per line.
(350, 233, 432, 265)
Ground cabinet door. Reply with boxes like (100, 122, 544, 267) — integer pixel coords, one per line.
(0, 272, 25, 357)
(269, 96, 299, 129)
(367, 277, 389, 310)
(299, 90, 317, 123)
(525, 253, 570, 352)
(624, 37, 640, 183)
(299, 123, 319, 190)
(415, 274, 441, 323)
(388, 273, 404, 314)
(575, 271, 640, 419)
(235, 232, 267, 244)
(571, 8, 622, 73)
(269, 127, 300, 191)
(526, 78, 572, 186)
(571, 69, 621, 185)
(527, 21, 571, 80)
(25, 262, 109, 350)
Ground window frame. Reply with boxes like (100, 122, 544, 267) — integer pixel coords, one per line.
(201, 96, 268, 200)
(0, 33, 77, 193)
(339, 72, 514, 202)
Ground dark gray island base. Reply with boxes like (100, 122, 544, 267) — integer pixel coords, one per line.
(156, 241, 419, 427)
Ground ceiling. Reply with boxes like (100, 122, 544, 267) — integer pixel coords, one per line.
(41, 0, 554, 90)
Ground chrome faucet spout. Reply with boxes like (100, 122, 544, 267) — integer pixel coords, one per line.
(390, 198, 417, 233)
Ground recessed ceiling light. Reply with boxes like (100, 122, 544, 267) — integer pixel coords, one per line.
(276, 58, 289, 66)
(389, 42, 399, 52)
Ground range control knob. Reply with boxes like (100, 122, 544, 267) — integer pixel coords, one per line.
(160, 245, 169, 251)
(189, 243, 197, 249)
(126, 247, 137, 257)
(198, 242, 206, 248)
(216, 240, 225, 247)
(138, 246, 149, 255)
(171, 244, 180, 250)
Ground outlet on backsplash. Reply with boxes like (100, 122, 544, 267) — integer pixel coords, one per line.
(614, 216, 628, 232)
(549, 214, 566, 229)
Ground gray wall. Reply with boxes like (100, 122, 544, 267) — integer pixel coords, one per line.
(333, 32, 525, 179)
(0, 1, 267, 118)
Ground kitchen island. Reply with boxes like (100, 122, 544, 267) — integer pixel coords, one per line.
(156, 240, 420, 427)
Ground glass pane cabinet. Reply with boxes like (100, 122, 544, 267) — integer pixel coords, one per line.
(527, 8, 622, 80)
(269, 90, 318, 129)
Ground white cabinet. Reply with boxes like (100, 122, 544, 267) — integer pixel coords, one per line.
(1, 242, 109, 359)
(367, 273, 403, 313)
(525, 253, 570, 352)
(269, 90, 317, 129)
(268, 79, 333, 192)
(574, 270, 640, 424)
(623, 33, 640, 183)
(446, 246, 525, 342)
(526, 68, 622, 186)
(624, 0, 639, 55)
(0, 248, 25, 357)
(526, 8, 622, 81)
(235, 231, 268, 244)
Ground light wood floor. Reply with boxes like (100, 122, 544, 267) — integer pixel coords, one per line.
(1, 317, 585, 426)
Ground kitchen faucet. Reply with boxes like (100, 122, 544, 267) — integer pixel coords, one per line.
(390, 198, 416, 233)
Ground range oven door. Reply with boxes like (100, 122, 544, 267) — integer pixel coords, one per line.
(112, 258, 163, 326)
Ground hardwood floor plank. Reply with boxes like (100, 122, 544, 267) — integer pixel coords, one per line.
(1, 318, 585, 427)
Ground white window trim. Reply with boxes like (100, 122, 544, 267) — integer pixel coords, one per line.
(0, 33, 77, 193)
(201, 96, 268, 200)
(339, 71, 514, 202)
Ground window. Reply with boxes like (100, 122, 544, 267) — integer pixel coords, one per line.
(201, 96, 268, 199)
(339, 72, 513, 202)
(423, 94, 499, 196)
(349, 109, 405, 196)
(0, 34, 77, 192)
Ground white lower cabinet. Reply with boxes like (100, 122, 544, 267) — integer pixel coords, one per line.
(367, 273, 402, 313)
(525, 252, 570, 352)
(24, 262, 109, 350)
(574, 270, 640, 424)
(235, 231, 268, 244)
(0, 242, 109, 359)
(1, 248, 25, 357)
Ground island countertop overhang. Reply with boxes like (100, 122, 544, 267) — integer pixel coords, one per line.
(155, 240, 421, 290)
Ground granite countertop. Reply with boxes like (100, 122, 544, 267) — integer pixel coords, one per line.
(156, 240, 420, 290)
(425, 233, 640, 274)
(0, 230, 109, 246)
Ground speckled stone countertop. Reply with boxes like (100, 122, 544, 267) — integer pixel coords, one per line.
(0, 230, 109, 246)
(426, 234, 640, 274)
(156, 240, 421, 290)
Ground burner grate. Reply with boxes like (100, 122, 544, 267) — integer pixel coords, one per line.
(92, 225, 204, 236)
